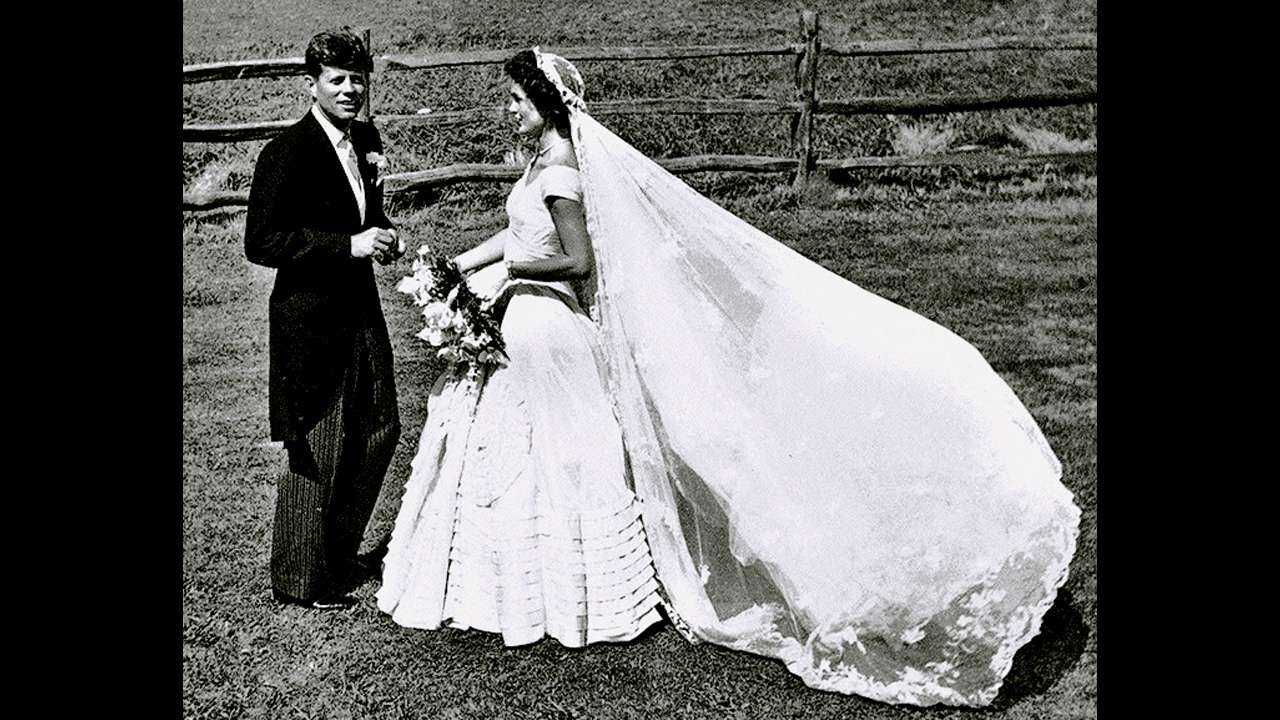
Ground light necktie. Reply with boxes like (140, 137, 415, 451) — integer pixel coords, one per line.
(337, 135, 366, 222)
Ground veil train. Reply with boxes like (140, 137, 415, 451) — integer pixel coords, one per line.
(567, 97, 1079, 706)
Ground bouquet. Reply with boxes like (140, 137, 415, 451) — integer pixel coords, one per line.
(397, 247, 509, 373)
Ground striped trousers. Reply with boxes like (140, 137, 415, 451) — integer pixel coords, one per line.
(271, 327, 400, 600)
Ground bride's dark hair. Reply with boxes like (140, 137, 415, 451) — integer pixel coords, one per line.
(504, 49, 572, 135)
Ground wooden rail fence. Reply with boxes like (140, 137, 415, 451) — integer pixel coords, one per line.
(182, 11, 1095, 210)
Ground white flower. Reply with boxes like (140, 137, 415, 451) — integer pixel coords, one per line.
(901, 626, 927, 644)
(365, 152, 388, 187)
(416, 326, 449, 346)
(422, 301, 454, 325)
(397, 274, 425, 296)
(460, 332, 490, 351)
(420, 303, 462, 345)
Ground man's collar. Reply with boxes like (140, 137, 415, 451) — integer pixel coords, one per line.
(310, 105, 351, 148)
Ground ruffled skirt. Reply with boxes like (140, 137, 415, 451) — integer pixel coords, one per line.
(377, 284, 663, 646)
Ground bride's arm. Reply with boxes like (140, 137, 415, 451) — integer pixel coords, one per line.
(506, 198, 594, 281)
(451, 228, 510, 274)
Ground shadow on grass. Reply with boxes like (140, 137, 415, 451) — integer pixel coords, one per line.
(340, 529, 396, 594)
(990, 588, 1089, 709)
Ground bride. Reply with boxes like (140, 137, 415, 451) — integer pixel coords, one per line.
(376, 48, 1081, 708)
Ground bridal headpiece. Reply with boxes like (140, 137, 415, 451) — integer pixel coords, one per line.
(532, 47, 586, 113)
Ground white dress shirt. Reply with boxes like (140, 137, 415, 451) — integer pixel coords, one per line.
(310, 105, 367, 224)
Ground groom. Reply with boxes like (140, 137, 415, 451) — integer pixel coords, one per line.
(245, 28, 404, 610)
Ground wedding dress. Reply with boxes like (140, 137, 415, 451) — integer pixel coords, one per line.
(376, 162, 665, 647)
(380, 50, 1081, 707)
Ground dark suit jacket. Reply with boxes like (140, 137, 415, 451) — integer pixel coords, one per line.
(245, 110, 397, 443)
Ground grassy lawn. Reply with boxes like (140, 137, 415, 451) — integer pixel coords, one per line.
(183, 2, 1096, 718)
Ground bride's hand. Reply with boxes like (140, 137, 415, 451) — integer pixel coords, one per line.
(466, 261, 511, 303)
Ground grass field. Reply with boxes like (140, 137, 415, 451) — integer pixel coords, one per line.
(183, 2, 1097, 718)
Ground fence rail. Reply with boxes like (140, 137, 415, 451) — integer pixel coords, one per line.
(181, 34, 1097, 83)
(823, 33, 1096, 57)
(182, 151, 1095, 210)
(184, 44, 805, 84)
(820, 89, 1097, 116)
(819, 149, 1095, 170)
(182, 10, 1096, 209)
(183, 58, 306, 83)
(182, 90, 1095, 143)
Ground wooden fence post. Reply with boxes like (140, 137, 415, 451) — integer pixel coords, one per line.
(792, 9, 820, 189)
(360, 28, 374, 122)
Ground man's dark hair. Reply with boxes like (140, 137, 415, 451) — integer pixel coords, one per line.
(305, 28, 369, 78)
(504, 49, 571, 135)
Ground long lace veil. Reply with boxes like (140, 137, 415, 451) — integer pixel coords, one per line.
(538, 50, 1080, 706)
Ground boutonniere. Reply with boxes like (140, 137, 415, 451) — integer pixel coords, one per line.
(365, 152, 388, 186)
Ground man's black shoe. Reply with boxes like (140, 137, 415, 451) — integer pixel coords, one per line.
(272, 589, 358, 610)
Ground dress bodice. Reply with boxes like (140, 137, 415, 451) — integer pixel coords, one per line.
(503, 163, 583, 301)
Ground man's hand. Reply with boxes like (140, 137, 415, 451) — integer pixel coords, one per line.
(352, 227, 396, 260)
(375, 229, 406, 265)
